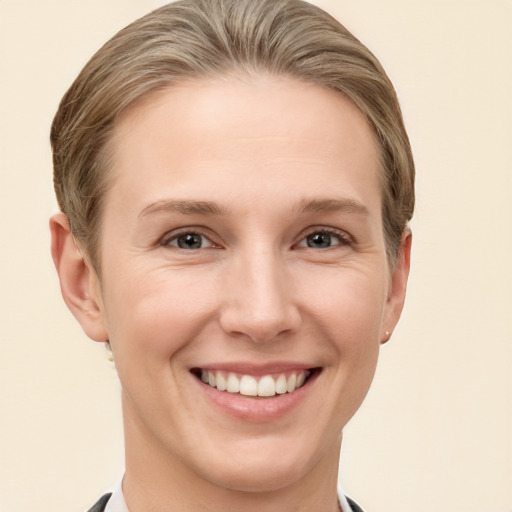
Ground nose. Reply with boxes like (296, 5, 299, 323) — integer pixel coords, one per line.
(219, 247, 302, 344)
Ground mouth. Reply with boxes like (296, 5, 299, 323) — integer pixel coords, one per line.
(191, 367, 321, 398)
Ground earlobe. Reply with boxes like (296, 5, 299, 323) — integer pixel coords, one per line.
(50, 212, 108, 342)
(381, 229, 412, 344)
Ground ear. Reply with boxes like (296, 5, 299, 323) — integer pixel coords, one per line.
(50, 212, 108, 342)
(381, 229, 412, 343)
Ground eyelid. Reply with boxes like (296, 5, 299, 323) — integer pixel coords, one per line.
(158, 225, 352, 250)
(294, 226, 353, 248)
(160, 227, 221, 249)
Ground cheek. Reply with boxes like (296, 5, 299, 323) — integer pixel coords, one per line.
(102, 266, 219, 362)
(299, 266, 386, 410)
(301, 266, 388, 341)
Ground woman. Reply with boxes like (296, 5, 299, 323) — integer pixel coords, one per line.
(50, 0, 414, 510)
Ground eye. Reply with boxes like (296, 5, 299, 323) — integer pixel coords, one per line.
(165, 231, 215, 250)
(296, 229, 349, 249)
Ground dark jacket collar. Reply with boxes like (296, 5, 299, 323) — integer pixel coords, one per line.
(87, 493, 112, 512)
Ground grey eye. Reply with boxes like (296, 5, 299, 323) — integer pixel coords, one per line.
(305, 232, 338, 248)
(171, 233, 208, 249)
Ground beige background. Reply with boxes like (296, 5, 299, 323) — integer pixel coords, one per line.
(1, 0, 511, 511)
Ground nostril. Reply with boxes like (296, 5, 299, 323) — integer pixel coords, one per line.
(219, 312, 301, 344)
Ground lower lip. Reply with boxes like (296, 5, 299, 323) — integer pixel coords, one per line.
(194, 371, 319, 422)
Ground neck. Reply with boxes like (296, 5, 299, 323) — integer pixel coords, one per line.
(122, 395, 342, 512)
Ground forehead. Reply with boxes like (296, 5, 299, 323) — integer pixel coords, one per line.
(106, 75, 380, 214)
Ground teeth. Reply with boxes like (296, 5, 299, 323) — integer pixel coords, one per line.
(286, 373, 297, 393)
(240, 375, 258, 396)
(226, 373, 240, 393)
(275, 374, 287, 394)
(258, 375, 276, 397)
(200, 369, 310, 397)
(216, 373, 227, 391)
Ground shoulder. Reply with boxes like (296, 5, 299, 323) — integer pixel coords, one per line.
(87, 493, 112, 512)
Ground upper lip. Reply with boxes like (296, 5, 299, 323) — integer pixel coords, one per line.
(190, 362, 318, 376)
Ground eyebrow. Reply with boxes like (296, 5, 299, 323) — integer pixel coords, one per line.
(139, 197, 368, 219)
(139, 199, 228, 218)
(296, 198, 369, 216)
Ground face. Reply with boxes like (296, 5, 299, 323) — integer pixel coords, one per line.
(88, 76, 409, 492)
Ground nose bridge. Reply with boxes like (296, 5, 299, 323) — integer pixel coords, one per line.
(219, 243, 300, 343)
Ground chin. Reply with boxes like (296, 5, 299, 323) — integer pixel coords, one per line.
(205, 456, 311, 493)
(190, 433, 328, 494)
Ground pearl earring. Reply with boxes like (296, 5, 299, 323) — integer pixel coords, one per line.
(381, 330, 392, 343)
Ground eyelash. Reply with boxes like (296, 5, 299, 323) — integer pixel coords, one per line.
(295, 227, 353, 249)
(159, 227, 353, 251)
(160, 228, 217, 250)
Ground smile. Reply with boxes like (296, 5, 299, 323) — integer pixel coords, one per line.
(195, 369, 314, 397)
(191, 366, 322, 421)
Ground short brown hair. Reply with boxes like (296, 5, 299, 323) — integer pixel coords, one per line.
(51, 0, 414, 269)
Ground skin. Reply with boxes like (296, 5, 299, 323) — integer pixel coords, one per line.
(51, 75, 411, 512)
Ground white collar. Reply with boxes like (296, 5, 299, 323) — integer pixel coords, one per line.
(104, 478, 129, 512)
(105, 477, 356, 512)
(338, 487, 356, 512)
